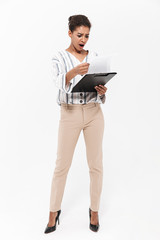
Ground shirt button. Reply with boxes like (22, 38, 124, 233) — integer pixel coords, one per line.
(80, 100, 83, 103)
(80, 93, 83, 96)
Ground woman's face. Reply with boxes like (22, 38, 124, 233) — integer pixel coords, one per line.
(68, 25, 90, 52)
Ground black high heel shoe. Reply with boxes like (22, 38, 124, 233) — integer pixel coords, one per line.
(89, 208, 100, 232)
(44, 209, 61, 234)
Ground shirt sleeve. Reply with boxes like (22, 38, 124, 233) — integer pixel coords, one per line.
(51, 53, 73, 93)
(97, 93, 106, 104)
(94, 51, 106, 104)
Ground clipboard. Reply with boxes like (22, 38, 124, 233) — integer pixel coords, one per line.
(71, 72, 117, 93)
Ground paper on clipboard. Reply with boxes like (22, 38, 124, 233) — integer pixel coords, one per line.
(87, 56, 111, 74)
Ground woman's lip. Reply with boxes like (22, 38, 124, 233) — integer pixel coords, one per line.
(79, 44, 84, 48)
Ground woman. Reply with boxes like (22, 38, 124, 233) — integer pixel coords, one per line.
(44, 14, 107, 233)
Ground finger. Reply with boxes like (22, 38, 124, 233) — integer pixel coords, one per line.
(96, 86, 107, 95)
(80, 63, 90, 66)
(96, 89, 105, 95)
(98, 90, 105, 95)
(95, 87, 104, 95)
(98, 85, 107, 89)
(95, 86, 105, 92)
(81, 67, 90, 71)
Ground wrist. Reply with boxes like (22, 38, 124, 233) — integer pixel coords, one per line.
(73, 67, 78, 76)
(99, 93, 105, 98)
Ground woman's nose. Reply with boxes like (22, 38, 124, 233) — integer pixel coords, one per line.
(82, 36, 86, 42)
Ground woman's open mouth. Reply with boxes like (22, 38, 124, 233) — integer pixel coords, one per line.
(79, 44, 84, 48)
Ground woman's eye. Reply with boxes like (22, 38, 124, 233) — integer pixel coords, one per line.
(77, 35, 89, 38)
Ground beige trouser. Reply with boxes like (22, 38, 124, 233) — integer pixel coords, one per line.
(49, 102, 105, 212)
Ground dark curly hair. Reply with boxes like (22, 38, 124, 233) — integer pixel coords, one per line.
(68, 14, 92, 32)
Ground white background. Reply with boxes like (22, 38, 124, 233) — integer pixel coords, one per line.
(0, 0, 160, 239)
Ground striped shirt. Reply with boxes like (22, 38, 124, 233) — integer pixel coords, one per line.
(51, 49, 106, 106)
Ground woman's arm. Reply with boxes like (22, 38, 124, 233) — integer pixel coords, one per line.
(66, 62, 90, 87)
(52, 56, 74, 93)
(65, 68, 77, 86)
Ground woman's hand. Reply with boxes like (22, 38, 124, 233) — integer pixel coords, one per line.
(94, 85, 107, 96)
(74, 63, 90, 75)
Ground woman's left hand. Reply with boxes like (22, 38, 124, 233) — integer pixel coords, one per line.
(94, 85, 107, 96)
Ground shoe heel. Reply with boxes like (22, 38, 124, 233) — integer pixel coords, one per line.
(89, 207, 100, 232)
(44, 209, 61, 234)
(57, 209, 61, 225)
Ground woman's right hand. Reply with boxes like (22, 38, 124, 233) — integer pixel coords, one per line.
(74, 63, 90, 75)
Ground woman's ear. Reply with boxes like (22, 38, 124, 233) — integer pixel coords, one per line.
(68, 30, 72, 38)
